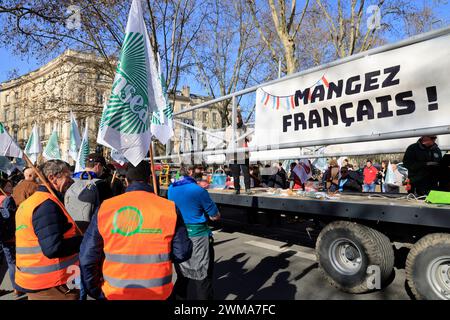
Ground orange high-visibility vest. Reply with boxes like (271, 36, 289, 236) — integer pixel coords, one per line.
(15, 191, 79, 291)
(97, 190, 177, 300)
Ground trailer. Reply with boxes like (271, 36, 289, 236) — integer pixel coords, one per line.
(157, 27, 450, 300)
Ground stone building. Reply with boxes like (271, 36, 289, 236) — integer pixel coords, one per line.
(0, 50, 226, 162)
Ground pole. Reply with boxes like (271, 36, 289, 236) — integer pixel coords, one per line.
(111, 170, 117, 188)
(22, 153, 83, 235)
(149, 141, 158, 195)
(0, 187, 7, 196)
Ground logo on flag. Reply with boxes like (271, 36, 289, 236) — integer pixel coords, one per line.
(101, 32, 151, 135)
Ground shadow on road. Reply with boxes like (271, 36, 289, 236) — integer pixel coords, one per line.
(215, 250, 297, 300)
(252, 271, 296, 300)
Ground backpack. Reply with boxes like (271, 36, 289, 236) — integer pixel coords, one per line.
(64, 177, 100, 231)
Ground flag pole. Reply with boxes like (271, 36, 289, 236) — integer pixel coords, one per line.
(111, 170, 117, 188)
(149, 141, 158, 195)
(22, 153, 83, 235)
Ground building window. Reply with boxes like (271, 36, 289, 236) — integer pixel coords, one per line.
(14, 92, 18, 100)
(181, 104, 186, 110)
(14, 109, 17, 121)
(202, 112, 208, 123)
(3, 109, 9, 122)
(96, 90, 104, 105)
(78, 89, 86, 104)
(212, 113, 217, 123)
(5, 95, 9, 103)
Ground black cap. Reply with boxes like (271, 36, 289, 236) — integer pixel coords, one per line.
(85, 153, 107, 167)
(126, 161, 151, 182)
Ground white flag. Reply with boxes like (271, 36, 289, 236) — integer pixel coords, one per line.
(151, 53, 174, 145)
(75, 126, 90, 173)
(25, 124, 42, 164)
(69, 111, 81, 161)
(97, 0, 159, 166)
(0, 122, 23, 158)
(111, 149, 127, 166)
(43, 128, 62, 160)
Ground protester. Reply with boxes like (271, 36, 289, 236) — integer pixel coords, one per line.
(323, 159, 340, 192)
(260, 164, 272, 187)
(403, 135, 443, 196)
(225, 111, 251, 194)
(267, 163, 288, 189)
(0, 179, 24, 296)
(377, 160, 388, 193)
(289, 161, 304, 190)
(249, 165, 262, 188)
(15, 160, 82, 300)
(12, 168, 39, 206)
(80, 161, 192, 300)
(65, 153, 113, 233)
(168, 165, 220, 300)
(363, 159, 378, 192)
(102, 164, 126, 197)
(338, 167, 362, 192)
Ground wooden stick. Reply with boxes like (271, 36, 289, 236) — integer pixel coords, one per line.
(149, 141, 158, 195)
(111, 170, 117, 188)
(0, 187, 7, 196)
(22, 154, 83, 235)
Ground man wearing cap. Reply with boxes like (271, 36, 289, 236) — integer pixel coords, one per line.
(15, 160, 82, 300)
(65, 153, 113, 232)
(403, 135, 443, 196)
(79, 161, 192, 300)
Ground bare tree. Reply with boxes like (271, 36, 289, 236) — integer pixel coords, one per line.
(190, 0, 267, 126)
(247, 0, 310, 75)
(315, 0, 444, 59)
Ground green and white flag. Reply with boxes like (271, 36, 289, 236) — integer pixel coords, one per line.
(0, 121, 23, 158)
(97, 0, 159, 166)
(25, 124, 42, 164)
(69, 111, 81, 161)
(43, 128, 61, 160)
(151, 53, 174, 145)
(75, 126, 90, 173)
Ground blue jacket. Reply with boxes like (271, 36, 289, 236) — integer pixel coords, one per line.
(168, 176, 219, 224)
(79, 182, 192, 300)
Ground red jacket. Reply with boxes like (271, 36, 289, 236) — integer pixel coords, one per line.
(363, 166, 378, 185)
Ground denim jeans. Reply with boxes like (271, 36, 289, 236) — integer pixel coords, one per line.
(0, 242, 20, 291)
(363, 183, 376, 192)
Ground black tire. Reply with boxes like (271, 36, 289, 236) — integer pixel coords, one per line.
(316, 221, 395, 293)
(405, 233, 450, 300)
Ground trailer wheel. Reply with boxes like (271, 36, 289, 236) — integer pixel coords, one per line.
(405, 233, 450, 300)
(316, 221, 394, 293)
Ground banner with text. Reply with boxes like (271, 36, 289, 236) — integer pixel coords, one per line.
(255, 33, 450, 148)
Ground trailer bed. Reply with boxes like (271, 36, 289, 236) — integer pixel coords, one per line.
(161, 187, 450, 229)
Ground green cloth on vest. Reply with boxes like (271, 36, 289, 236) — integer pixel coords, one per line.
(426, 190, 450, 204)
(185, 223, 211, 237)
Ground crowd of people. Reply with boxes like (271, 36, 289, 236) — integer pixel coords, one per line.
(0, 134, 448, 300)
(180, 135, 449, 197)
(0, 153, 223, 301)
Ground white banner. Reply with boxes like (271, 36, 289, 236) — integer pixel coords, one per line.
(255, 33, 450, 148)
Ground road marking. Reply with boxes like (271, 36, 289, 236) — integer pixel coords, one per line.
(245, 240, 317, 262)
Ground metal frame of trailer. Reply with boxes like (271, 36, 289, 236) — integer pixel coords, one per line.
(157, 27, 450, 300)
(204, 190, 450, 230)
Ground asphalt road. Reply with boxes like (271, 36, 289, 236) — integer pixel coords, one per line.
(0, 218, 411, 300)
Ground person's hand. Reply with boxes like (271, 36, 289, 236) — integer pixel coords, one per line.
(426, 162, 439, 166)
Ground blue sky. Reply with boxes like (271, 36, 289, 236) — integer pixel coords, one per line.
(1, 0, 449, 94)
